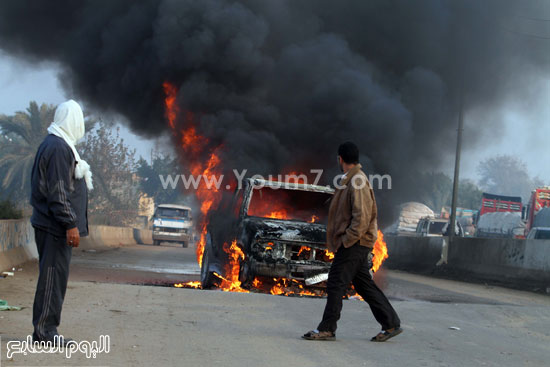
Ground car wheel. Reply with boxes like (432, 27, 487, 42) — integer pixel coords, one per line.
(181, 241, 188, 248)
(200, 246, 216, 289)
(153, 240, 160, 246)
(238, 259, 254, 289)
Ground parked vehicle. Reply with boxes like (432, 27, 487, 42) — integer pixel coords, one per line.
(478, 192, 522, 218)
(524, 187, 550, 235)
(475, 192, 524, 238)
(200, 178, 334, 289)
(415, 217, 464, 237)
(526, 227, 550, 240)
(475, 211, 525, 239)
(152, 204, 193, 247)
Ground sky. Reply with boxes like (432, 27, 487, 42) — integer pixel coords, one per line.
(0, 53, 158, 162)
(0, 54, 548, 183)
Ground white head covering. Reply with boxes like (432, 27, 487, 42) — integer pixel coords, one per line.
(47, 100, 93, 190)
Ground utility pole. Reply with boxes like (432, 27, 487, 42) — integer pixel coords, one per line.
(449, 95, 464, 242)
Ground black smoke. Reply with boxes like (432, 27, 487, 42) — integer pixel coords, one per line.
(0, 0, 547, 223)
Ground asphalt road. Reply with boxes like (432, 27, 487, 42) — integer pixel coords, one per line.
(70, 242, 201, 285)
(0, 242, 549, 367)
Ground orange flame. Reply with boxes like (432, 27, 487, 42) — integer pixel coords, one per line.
(162, 82, 179, 129)
(174, 281, 201, 289)
(270, 282, 285, 295)
(163, 82, 388, 294)
(324, 249, 335, 260)
(162, 82, 223, 267)
(372, 230, 388, 273)
(266, 209, 288, 219)
(218, 240, 248, 292)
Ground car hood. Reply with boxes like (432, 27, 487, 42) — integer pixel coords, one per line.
(153, 217, 193, 228)
(241, 217, 327, 245)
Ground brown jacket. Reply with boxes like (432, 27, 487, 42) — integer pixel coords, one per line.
(326, 164, 378, 252)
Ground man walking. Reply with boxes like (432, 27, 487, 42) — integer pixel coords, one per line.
(30, 100, 93, 344)
(303, 142, 402, 342)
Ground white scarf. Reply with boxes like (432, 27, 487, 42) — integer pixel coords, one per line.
(47, 100, 93, 190)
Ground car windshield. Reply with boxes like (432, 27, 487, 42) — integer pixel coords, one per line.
(156, 208, 189, 218)
(535, 229, 550, 239)
(429, 221, 446, 234)
(247, 186, 332, 223)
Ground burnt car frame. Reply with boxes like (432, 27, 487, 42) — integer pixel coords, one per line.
(200, 178, 334, 288)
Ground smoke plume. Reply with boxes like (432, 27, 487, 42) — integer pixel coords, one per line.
(0, 0, 547, 222)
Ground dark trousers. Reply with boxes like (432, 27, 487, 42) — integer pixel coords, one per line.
(317, 243, 400, 333)
(32, 228, 72, 341)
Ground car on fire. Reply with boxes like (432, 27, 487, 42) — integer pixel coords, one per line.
(200, 178, 335, 289)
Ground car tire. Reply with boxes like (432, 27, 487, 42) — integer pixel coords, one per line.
(238, 259, 254, 289)
(181, 241, 188, 248)
(153, 240, 160, 246)
(200, 246, 216, 289)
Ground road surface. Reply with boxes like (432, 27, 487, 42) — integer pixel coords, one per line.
(0, 242, 548, 367)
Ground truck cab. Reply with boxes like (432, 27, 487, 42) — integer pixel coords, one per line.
(152, 204, 193, 248)
(524, 187, 550, 236)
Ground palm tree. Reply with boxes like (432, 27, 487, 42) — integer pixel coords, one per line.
(0, 102, 55, 201)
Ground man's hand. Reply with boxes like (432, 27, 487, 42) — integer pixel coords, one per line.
(66, 227, 80, 247)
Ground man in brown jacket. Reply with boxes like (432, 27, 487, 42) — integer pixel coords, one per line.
(303, 142, 402, 342)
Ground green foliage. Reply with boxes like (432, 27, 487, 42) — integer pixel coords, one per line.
(0, 102, 55, 202)
(0, 101, 97, 203)
(136, 154, 182, 205)
(413, 172, 483, 213)
(477, 155, 543, 202)
(0, 200, 22, 219)
(454, 179, 483, 209)
(416, 172, 453, 213)
(79, 121, 139, 226)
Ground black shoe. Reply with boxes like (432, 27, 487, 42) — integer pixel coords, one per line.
(34, 334, 76, 348)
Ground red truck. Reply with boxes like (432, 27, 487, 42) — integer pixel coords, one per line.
(479, 192, 523, 217)
(524, 187, 550, 234)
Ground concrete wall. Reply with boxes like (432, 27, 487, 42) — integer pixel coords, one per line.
(0, 220, 152, 270)
(133, 228, 153, 246)
(80, 226, 152, 248)
(80, 225, 136, 249)
(446, 237, 550, 285)
(385, 235, 445, 271)
(385, 235, 550, 288)
(0, 219, 38, 271)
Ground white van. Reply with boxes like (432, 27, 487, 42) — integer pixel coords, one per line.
(152, 204, 193, 247)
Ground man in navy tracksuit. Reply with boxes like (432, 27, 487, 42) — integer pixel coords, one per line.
(30, 100, 91, 344)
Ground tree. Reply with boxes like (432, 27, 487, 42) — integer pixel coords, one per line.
(0, 102, 54, 201)
(79, 121, 139, 226)
(455, 179, 483, 209)
(136, 153, 183, 205)
(416, 172, 452, 213)
(477, 155, 542, 202)
(0, 199, 22, 219)
(413, 173, 483, 214)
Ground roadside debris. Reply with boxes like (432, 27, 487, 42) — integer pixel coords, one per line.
(0, 299, 22, 311)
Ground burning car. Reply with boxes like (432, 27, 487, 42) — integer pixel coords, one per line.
(200, 178, 334, 289)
